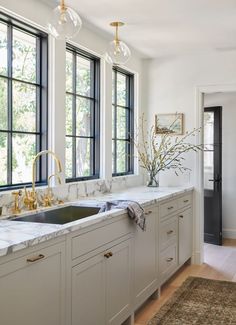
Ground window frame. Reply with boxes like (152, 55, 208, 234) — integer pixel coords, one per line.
(112, 67, 134, 177)
(0, 13, 48, 191)
(65, 44, 100, 183)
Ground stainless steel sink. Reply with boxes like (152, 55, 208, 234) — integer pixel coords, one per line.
(10, 205, 101, 225)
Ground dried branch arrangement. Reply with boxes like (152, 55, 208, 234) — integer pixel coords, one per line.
(132, 114, 202, 185)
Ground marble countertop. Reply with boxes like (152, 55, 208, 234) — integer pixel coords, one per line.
(0, 186, 193, 257)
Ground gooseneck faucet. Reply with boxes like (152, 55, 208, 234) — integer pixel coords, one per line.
(32, 150, 62, 195)
(24, 150, 62, 210)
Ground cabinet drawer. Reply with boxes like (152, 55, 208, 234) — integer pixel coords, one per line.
(159, 244, 178, 280)
(72, 217, 131, 259)
(160, 199, 178, 218)
(159, 216, 178, 250)
(178, 193, 192, 210)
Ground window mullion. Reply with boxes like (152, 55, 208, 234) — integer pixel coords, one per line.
(114, 70, 118, 174)
(65, 46, 100, 182)
(72, 52, 77, 179)
(0, 14, 48, 191)
(91, 60, 95, 175)
(127, 75, 131, 172)
(112, 68, 134, 176)
(7, 23, 13, 185)
(36, 36, 41, 183)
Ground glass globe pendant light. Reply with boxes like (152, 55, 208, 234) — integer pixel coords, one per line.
(105, 22, 131, 66)
(48, 0, 82, 40)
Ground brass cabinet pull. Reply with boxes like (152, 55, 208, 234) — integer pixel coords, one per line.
(104, 252, 113, 258)
(166, 257, 174, 262)
(184, 199, 189, 203)
(167, 206, 174, 210)
(27, 254, 45, 263)
(145, 210, 152, 215)
(179, 215, 184, 218)
(167, 230, 174, 235)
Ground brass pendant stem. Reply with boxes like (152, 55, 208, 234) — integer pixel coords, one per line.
(110, 21, 124, 46)
(61, 0, 66, 11)
(115, 25, 119, 44)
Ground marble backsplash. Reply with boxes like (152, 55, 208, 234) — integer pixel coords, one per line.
(0, 175, 144, 216)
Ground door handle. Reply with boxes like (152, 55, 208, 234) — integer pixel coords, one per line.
(208, 179, 221, 182)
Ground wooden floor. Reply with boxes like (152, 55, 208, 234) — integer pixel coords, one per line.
(134, 238, 236, 325)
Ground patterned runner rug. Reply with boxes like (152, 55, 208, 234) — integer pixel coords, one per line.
(148, 276, 236, 325)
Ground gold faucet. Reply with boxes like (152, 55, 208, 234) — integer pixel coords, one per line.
(24, 187, 37, 210)
(12, 190, 22, 214)
(24, 150, 62, 210)
(42, 173, 62, 207)
(48, 173, 62, 187)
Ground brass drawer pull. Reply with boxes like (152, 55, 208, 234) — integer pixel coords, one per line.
(179, 215, 184, 218)
(27, 254, 45, 263)
(167, 206, 174, 210)
(145, 210, 152, 215)
(104, 252, 113, 258)
(183, 199, 189, 203)
(166, 257, 174, 262)
(167, 230, 174, 235)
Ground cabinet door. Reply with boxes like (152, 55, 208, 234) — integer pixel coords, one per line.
(106, 239, 132, 325)
(179, 208, 193, 265)
(134, 207, 158, 307)
(72, 254, 106, 325)
(0, 242, 65, 325)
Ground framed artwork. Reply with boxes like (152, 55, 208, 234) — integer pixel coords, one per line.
(155, 113, 184, 135)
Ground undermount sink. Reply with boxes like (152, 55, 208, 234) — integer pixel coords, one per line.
(10, 205, 101, 225)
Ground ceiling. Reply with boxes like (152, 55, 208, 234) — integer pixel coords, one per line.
(47, 0, 236, 58)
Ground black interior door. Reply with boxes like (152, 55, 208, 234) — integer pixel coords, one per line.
(204, 107, 222, 245)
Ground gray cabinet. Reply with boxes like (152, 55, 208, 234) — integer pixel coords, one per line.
(72, 254, 106, 325)
(134, 206, 158, 308)
(159, 215, 178, 283)
(179, 208, 193, 265)
(0, 189, 194, 325)
(159, 192, 193, 285)
(71, 239, 132, 325)
(0, 241, 66, 325)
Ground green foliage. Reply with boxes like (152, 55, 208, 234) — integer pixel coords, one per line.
(65, 52, 93, 177)
(0, 23, 37, 185)
(112, 71, 129, 173)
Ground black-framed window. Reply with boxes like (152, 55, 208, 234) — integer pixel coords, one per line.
(112, 67, 134, 176)
(65, 45, 100, 181)
(0, 13, 48, 190)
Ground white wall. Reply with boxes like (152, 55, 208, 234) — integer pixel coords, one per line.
(0, 0, 145, 190)
(144, 52, 236, 262)
(144, 52, 236, 186)
(204, 92, 236, 239)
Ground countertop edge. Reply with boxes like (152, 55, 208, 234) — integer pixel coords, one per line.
(0, 186, 194, 258)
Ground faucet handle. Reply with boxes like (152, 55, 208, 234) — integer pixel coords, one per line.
(42, 190, 54, 207)
(12, 190, 22, 196)
(23, 187, 37, 210)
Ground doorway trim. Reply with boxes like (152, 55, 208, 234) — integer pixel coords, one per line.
(194, 83, 236, 264)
